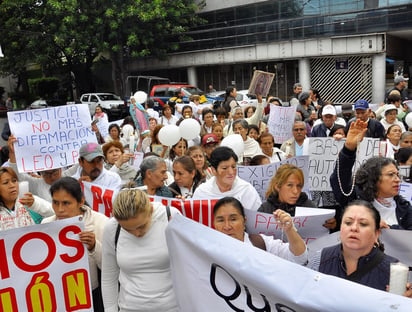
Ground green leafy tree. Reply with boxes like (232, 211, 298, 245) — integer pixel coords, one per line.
(0, 0, 204, 99)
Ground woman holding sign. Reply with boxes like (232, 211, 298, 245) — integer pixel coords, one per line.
(308, 200, 412, 296)
(42, 177, 108, 311)
(213, 197, 308, 264)
(330, 119, 412, 230)
(258, 164, 336, 230)
(0, 167, 54, 230)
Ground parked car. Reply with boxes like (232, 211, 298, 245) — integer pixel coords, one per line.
(30, 99, 66, 109)
(80, 93, 128, 120)
(149, 84, 219, 112)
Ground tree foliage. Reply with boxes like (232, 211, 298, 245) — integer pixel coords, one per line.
(0, 0, 204, 99)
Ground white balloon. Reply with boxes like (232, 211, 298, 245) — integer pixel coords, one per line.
(179, 118, 201, 140)
(220, 134, 245, 159)
(405, 112, 412, 129)
(158, 125, 181, 146)
(133, 91, 147, 104)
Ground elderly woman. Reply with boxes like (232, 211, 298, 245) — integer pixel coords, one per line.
(102, 141, 136, 184)
(43, 177, 108, 311)
(168, 156, 204, 199)
(400, 131, 412, 148)
(308, 200, 411, 295)
(232, 119, 262, 164)
(213, 197, 308, 264)
(134, 155, 173, 197)
(102, 187, 180, 311)
(331, 119, 412, 230)
(384, 124, 402, 159)
(380, 104, 406, 133)
(0, 167, 53, 230)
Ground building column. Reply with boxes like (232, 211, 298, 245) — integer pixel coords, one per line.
(299, 58, 311, 90)
(372, 53, 386, 104)
(187, 66, 197, 87)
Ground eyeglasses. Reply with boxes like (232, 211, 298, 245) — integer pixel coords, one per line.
(41, 170, 61, 178)
(381, 172, 400, 180)
(293, 128, 305, 132)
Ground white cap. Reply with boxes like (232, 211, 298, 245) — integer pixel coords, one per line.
(322, 105, 336, 116)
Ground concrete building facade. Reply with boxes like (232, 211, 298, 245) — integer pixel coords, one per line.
(128, 0, 412, 104)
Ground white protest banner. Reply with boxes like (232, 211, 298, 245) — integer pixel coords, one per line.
(381, 229, 412, 267)
(81, 182, 218, 224)
(8, 104, 96, 173)
(267, 105, 296, 144)
(0, 217, 93, 311)
(154, 196, 218, 228)
(166, 215, 412, 312)
(82, 181, 118, 217)
(237, 156, 309, 201)
(399, 182, 412, 203)
(244, 207, 333, 244)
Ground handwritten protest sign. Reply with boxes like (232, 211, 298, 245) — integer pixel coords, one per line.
(308, 137, 380, 191)
(8, 104, 96, 173)
(267, 105, 296, 144)
(244, 207, 333, 244)
(0, 218, 92, 311)
(237, 156, 309, 201)
(308, 137, 345, 191)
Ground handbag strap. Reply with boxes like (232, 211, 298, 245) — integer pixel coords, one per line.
(346, 249, 384, 282)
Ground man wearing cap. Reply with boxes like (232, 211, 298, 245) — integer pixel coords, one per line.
(202, 133, 219, 164)
(346, 99, 385, 139)
(70, 142, 122, 190)
(385, 75, 409, 102)
(311, 105, 341, 137)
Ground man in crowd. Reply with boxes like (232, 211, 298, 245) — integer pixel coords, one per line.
(311, 105, 341, 137)
(280, 120, 309, 157)
(69, 142, 122, 190)
(385, 75, 409, 102)
(345, 99, 385, 139)
(289, 83, 302, 106)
